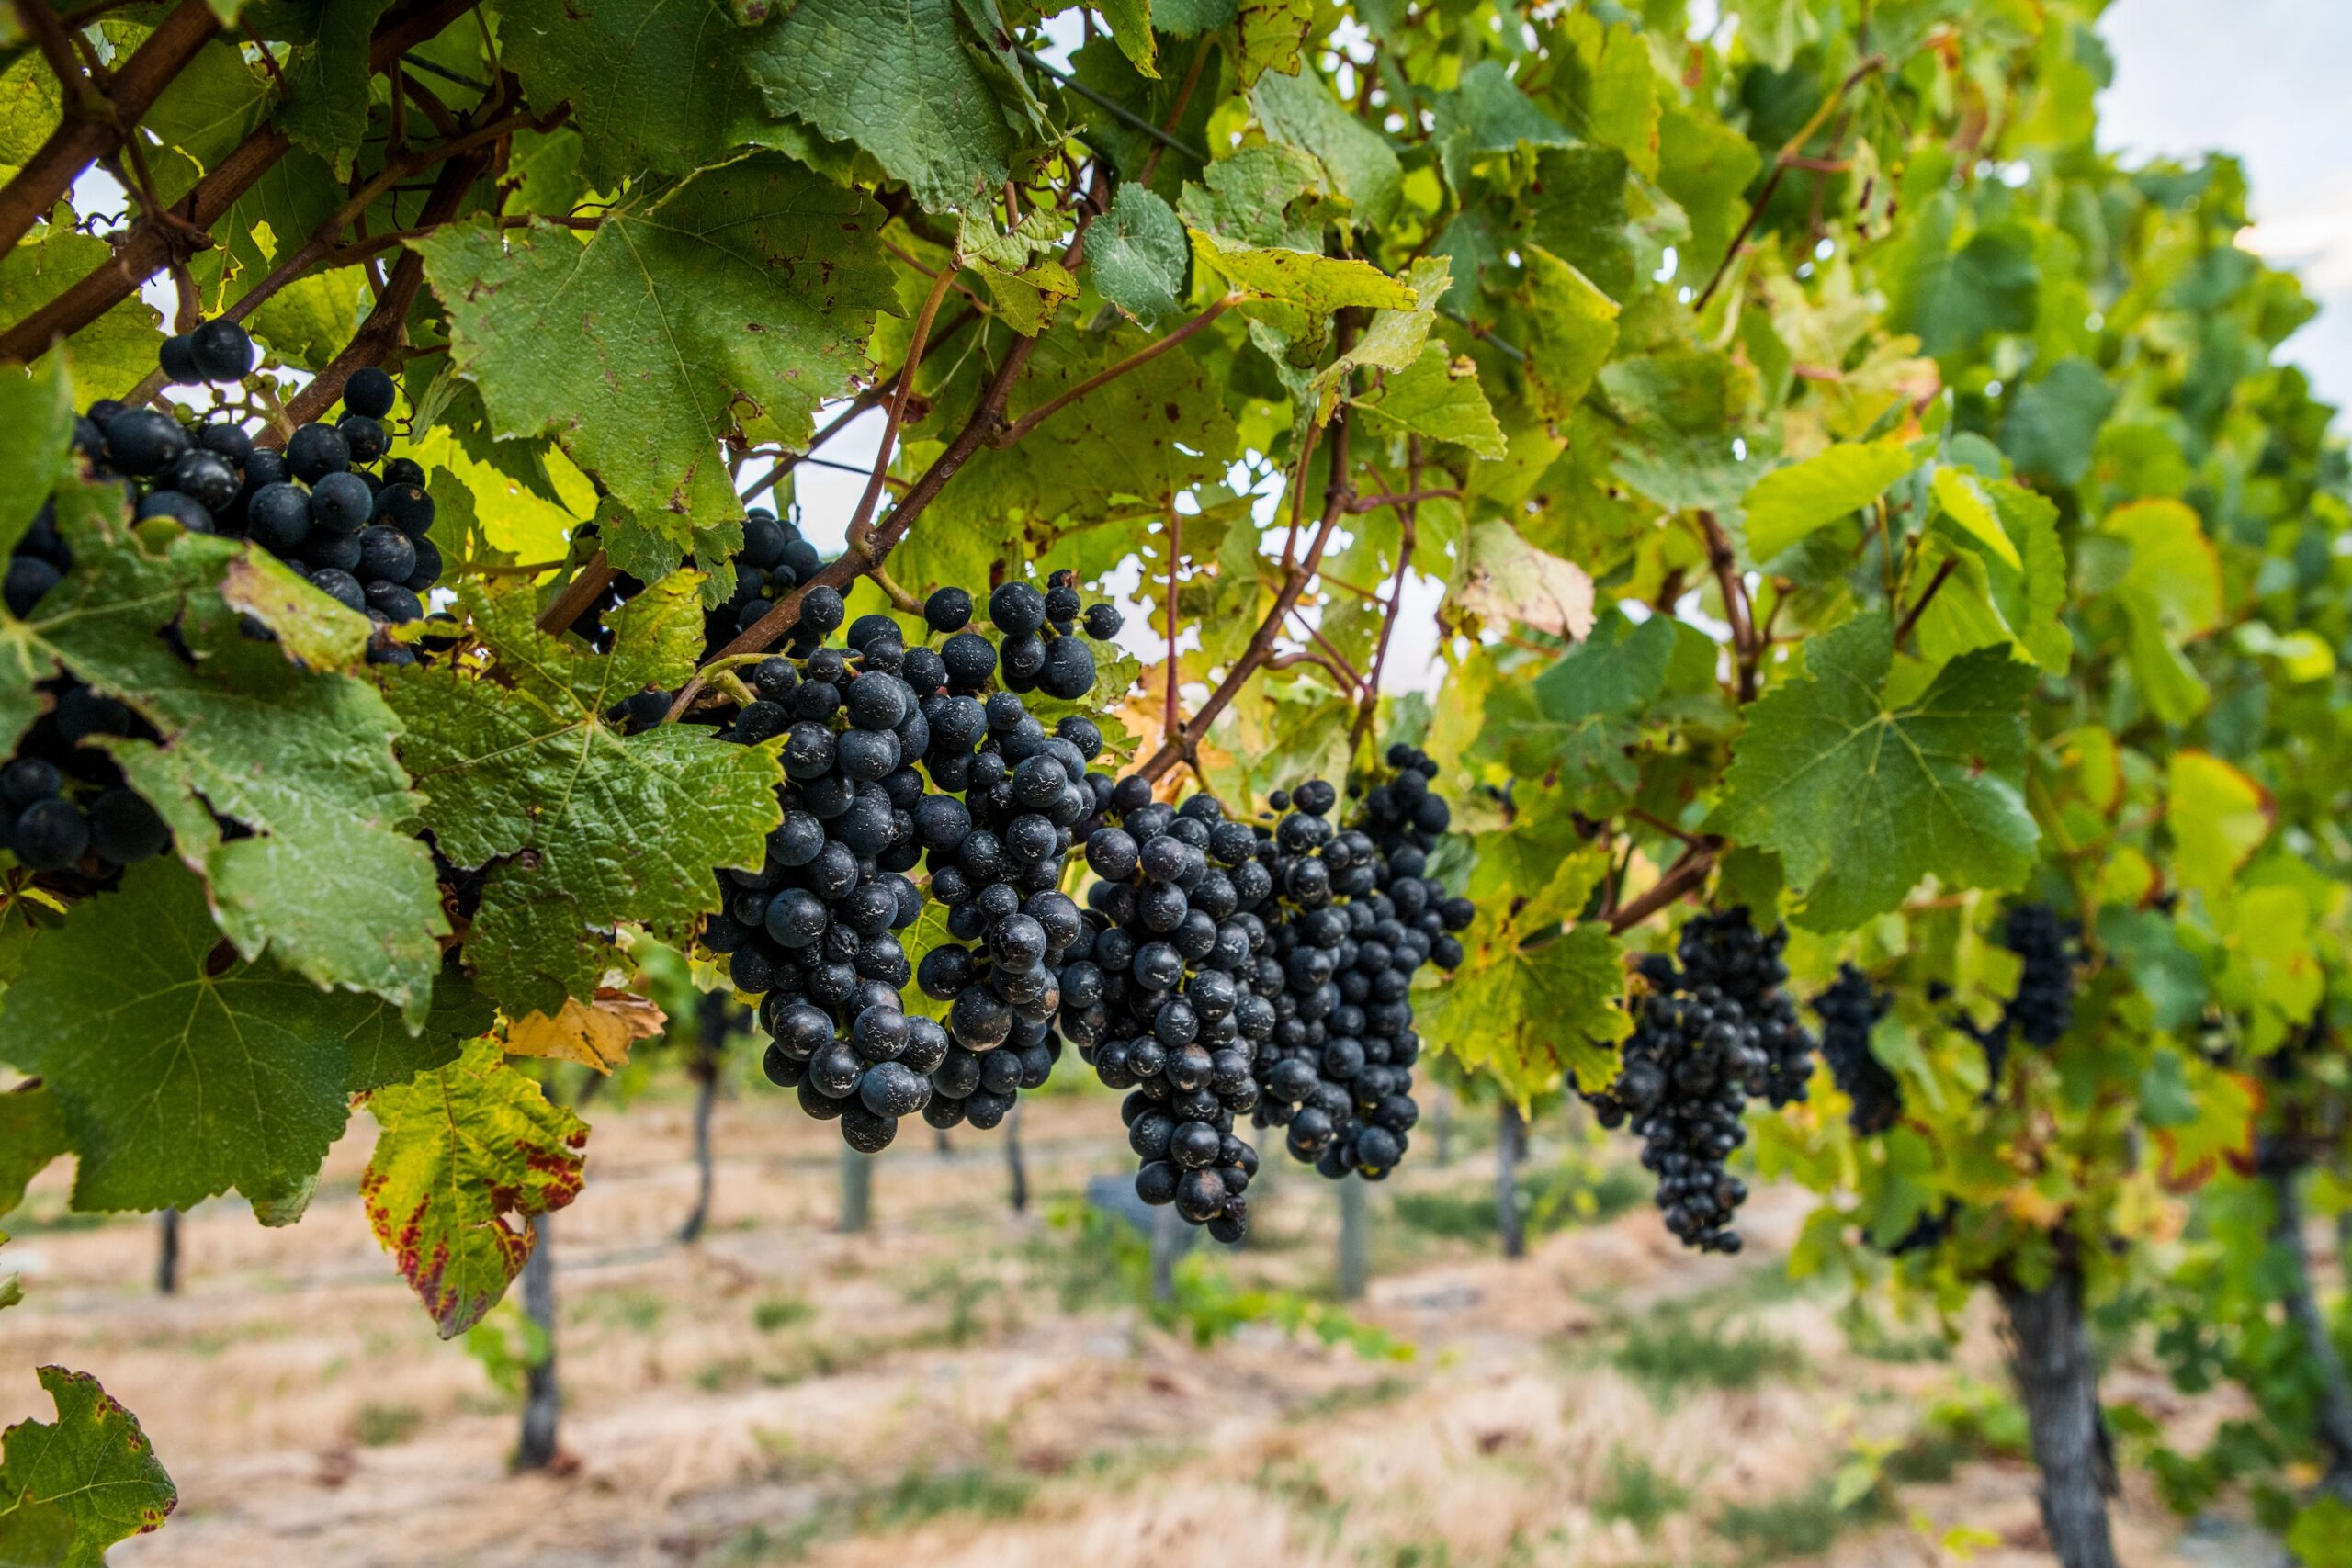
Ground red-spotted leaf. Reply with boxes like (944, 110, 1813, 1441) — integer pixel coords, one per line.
(0, 1366, 175, 1567)
(360, 1040, 588, 1338)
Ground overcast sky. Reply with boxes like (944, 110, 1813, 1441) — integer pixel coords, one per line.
(2099, 0, 2352, 413)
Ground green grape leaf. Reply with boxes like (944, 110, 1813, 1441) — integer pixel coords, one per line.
(1353, 344, 1506, 457)
(1711, 616, 2039, 931)
(383, 577, 784, 1019)
(945, 321, 1238, 523)
(0, 1086, 66, 1217)
(1090, 184, 1190, 329)
(1178, 144, 1324, 251)
(0, 230, 162, 399)
(361, 1039, 588, 1338)
(1234, 0, 1313, 85)
(1251, 62, 1401, 228)
(0, 355, 70, 558)
(1522, 145, 1636, 303)
(416, 154, 892, 566)
(1479, 608, 1674, 789)
(1430, 58, 1571, 191)
(2288, 1498, 2352, 1568)
(2167, 752, 2270, 897)
(1656, 105, 1760, 284)
(343, 967, 492, 1094)
(1596, 350, 1756, 513)
(0, 861, 400, 1212)
(1553, 12, 1659, 178)
(1744, 439, 1921, 560)
(503, 0, 776, 186)
(1516, 244, 1622, 417)
(1998, 357, 2114, 487)
(276, 0, 394, 177)
(0, 1367, 174, 1566)
(1886, 197, 2038, 359)
(1419, 922, 1630, 1105)
(744, 0, 1024, 211)
(1, 482, 446, 1021)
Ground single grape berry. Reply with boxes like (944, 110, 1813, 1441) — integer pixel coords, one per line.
(286, 423, 350, 484)
(188, 318, 256, 381)
(989, 581, 1046, 636)
(343, 366, 398, 419)
(158, 333, 203, 386)
(1082, 603, 1124, 639)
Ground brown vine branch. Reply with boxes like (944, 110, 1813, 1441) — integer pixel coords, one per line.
(1691, 54, 1886, 311)
(1163, 502, 1182, 739)
(1605, 842, 1720, 934)
(1351, 447, 1421, 750)
(535, 550, 614, 637)
(258, 145, 492, 440)
(0, 0, 217, 259)
(1137, 385, 1357, 784)
(842, 260, 956, 556)
(17, 1, 106, 118)
(1347, 485, 1458, 514)
(1697, 510, 1760, 701)
(0, 0, 481, 363)
(1893, 557, 1955, 648)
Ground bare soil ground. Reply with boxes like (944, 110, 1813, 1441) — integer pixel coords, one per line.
(0, 1077, 2266, 1567)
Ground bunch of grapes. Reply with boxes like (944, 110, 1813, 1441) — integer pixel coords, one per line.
(1249, 757, 1471, 1183)
(686, 577, 1124, 1152)
(2000, 903, 2077, 1047)
(1065, 781, 1271, 1242)
(1813, 964, 1900, 1134)
(1954, 902, 2079, 1094)
(1581, 948, 1772, 1255)
(1674, 907, 1815, 1107)
(906, 581, 1125, 1132)
(4, 321, 454, 880)
(133, 325, 448, 660)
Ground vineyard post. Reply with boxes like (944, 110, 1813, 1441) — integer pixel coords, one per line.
(1336, 1175, 1370, 1301)
(515, 1212, 561, 1472)
(154, 1210, 179, 1296)
(2264, 1153, 2352, 1496)
(1496, 1104, 1525, 1260)
(1003, 1100, 1028, 1214)
(678, 992, 730, 1246)
(1996, 1262, 2119, 1568)
(1148, 1205, 1182, 1305)
(839, 1147, 873, 1235)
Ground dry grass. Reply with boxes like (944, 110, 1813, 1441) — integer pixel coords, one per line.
(0, 1083, 2247, 1568)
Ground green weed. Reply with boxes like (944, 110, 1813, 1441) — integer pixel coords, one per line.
(1590, 1447, 1691, 1534)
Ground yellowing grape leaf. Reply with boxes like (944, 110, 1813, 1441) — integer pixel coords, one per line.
(1446, 520, 1596, 640)
(1745, 439, 1921, 561)
(1419, 921, 1630, 1105)
(2167, 752, 2271, 897)
(505, 993, 666, 1074)
(361, 1040, 588, 1337)
(0, 1367, 175, 1566)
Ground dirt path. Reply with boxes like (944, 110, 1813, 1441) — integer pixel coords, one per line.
(0, 1085, 2247, 1567)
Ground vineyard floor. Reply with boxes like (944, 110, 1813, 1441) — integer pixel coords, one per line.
(0, 1081, 2280, 1567)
